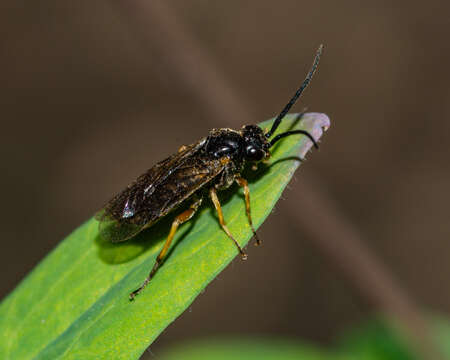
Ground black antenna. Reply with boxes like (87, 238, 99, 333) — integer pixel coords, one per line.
(269, 129, 319, 149)
(265, 44, 323, 139)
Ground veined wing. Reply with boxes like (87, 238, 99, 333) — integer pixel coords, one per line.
(96, 140, 227, 242)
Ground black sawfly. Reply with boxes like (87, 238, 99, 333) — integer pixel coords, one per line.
(96, 45, 324, 300)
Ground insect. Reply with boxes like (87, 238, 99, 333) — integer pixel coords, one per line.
(96, 45, 323, 300)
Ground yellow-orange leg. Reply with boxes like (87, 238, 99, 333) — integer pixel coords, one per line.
(209, 187, 248, 260)
(235, 177, 261, 246)
(129, 197, 202, 300)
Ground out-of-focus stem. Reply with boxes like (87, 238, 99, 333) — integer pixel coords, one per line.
(116, 0, 253, 127)
(288, 174, 441, 358)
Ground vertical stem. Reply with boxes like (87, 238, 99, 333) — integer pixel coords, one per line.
(116, 0, 253, 126)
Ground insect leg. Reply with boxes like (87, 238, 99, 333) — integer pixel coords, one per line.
(235, 177, 261, 246)
(129, 197, 203, 300)
(209, 187, 248, 260)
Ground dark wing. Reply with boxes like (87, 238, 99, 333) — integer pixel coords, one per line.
(96, 139, 227, 242)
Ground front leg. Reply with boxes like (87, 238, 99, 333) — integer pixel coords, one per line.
(209, 187, 248, 260)
(235, 176, 261, 246)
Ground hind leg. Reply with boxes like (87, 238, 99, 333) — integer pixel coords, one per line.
(129, 197, 202, 300)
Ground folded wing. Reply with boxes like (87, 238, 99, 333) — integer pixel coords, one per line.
(96, 140, 226, 242)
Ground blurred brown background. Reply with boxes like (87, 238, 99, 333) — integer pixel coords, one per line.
(1, 0, 449, 355)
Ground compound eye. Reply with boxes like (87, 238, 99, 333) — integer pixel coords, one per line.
(246, 145, 265, 161)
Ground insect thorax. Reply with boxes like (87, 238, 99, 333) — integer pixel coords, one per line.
(203, 128, 246, 190)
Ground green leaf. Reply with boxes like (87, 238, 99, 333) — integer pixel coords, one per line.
(159, 337, 332, 360)
(158, 316, 450, 360)
(337, 316, 450, 360)
(432, 316, 450, 357)
(0, 113, 330, 360)
(338, 321, 416, 360)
